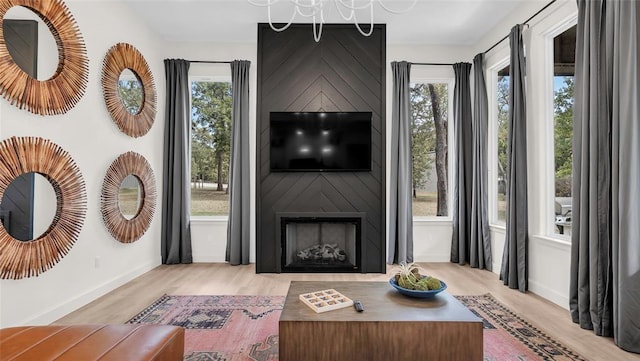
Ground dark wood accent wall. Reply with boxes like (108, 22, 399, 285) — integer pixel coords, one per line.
(256, 24, 386, 273)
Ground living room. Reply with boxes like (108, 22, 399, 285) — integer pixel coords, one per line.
(0, 0, 638, 360)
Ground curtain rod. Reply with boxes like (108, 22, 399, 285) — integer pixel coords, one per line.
(483, 0, 557, 55)
(411, 62, 454, 66)
(189, 60, 232, 64)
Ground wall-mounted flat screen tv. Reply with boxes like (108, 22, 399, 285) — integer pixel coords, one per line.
(270, 112, 372, 172)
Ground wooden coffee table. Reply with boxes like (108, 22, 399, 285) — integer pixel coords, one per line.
(279, 281, 483, 361)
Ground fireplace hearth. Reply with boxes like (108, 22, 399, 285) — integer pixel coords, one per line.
(277, 213, 365, 273)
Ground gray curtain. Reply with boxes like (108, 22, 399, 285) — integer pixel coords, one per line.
(500, 25, 528, 291)
(470, 54, 492, 270)
(570, 0, 640, 353)
(161, 59, 193, 264)
(226, 60, 251, 265)
(451, 63, 474, 265)
(388, 61, 413, 264)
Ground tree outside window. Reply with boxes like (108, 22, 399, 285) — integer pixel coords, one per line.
(496, 66, 509, 223)
(553, 25, 576, 235)
(190, 81, 232, 216)
(410, 83, 449, 217)
(117, 74, 143, 114)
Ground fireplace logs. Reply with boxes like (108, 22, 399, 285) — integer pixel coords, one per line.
(296, 243, 347, 263)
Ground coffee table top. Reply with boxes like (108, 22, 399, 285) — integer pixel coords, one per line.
(281, 281, 482, 323)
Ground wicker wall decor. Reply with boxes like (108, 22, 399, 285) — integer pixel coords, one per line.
(102, 43, 156, 138)
(101, 152, 156, 243)
(0, 0, 88, 115)
(0, 137, 87, 279)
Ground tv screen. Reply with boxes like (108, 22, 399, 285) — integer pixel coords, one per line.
(270, 112, 372, 172)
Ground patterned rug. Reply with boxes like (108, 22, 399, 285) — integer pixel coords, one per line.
(457, 294, 586, 361)
(127, 294, 585, 361)
(127, 295, 283, 361)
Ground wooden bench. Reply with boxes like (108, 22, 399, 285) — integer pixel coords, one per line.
(0, 324, 184, 361)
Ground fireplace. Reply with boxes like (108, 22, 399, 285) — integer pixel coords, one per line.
(277, 213, 365, 273)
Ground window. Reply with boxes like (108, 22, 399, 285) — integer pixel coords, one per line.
(410, 82, 449, 217)
(496, 66, 510, 224)
(190, 80, 232, 216)
(552, 25, 576, 236)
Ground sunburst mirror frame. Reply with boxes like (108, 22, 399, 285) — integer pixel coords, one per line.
(101, 151, 156, 243)
(0, 0, 88, 115)
(0, 137, 87, 279)
(102, 43, 157, 138)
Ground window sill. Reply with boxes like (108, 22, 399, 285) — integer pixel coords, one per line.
(489, 223, 506, 232)
(534, 234, 571, 249)
(413, 217, 452, 224)
(190, 216, 228, 224)
(549, 232, 571, 242)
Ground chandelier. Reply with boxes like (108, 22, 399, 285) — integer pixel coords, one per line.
(248, 0, 417, 42)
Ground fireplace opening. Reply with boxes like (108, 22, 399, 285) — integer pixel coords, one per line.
(279, 214, 363, 273)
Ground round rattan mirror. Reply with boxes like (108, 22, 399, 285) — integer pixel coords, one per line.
(0, 0, 88, 115)
(101, 152, 156, 243)
(0, 137, 87, 279)
(102, 43, 156, 138)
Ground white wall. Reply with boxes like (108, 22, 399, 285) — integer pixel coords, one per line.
(481, 0, 577, 308)
(0, 1, 166, 327)
(32, 174, 57, 238)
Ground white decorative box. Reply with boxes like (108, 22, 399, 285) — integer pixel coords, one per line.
(298, 289, 354, 313)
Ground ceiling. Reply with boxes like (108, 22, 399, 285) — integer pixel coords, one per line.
(121, 0, 539, 45)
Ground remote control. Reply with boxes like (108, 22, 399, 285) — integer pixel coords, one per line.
(353, 300, 364, 312)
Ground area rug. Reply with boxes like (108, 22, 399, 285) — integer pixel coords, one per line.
(127, 294, 586, 361)
(127, 295, 283, 361)
(456, 294, 586, 361)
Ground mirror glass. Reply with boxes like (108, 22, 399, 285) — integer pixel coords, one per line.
(3, 6, 59, 80)
(118, 175, 142, 220)
(118, 69, 144, 114)
(0, 172, 57, 241)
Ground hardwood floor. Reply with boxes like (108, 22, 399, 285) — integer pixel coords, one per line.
(55, 263, 638, 361)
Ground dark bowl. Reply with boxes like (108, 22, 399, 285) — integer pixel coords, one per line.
(389, 277, 447, 298)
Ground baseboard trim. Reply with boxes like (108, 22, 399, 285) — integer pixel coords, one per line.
(492, 262, 502, 275)
(529, 279, 570, 310)
(192, 256, 257, 263)
(192, 256, 226, 263)
(23, 260, 159, 325)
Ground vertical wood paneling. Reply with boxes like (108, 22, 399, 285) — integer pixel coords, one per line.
(257, 24, 386, 273)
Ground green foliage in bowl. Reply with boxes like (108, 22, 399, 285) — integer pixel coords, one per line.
(394, 262, 442, 291)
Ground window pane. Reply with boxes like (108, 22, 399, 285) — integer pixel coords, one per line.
(553, 25, 576, 235)
(190, 81, 232, 216)
(497, 66, 509, 223)
(410, 83, 449, 217)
